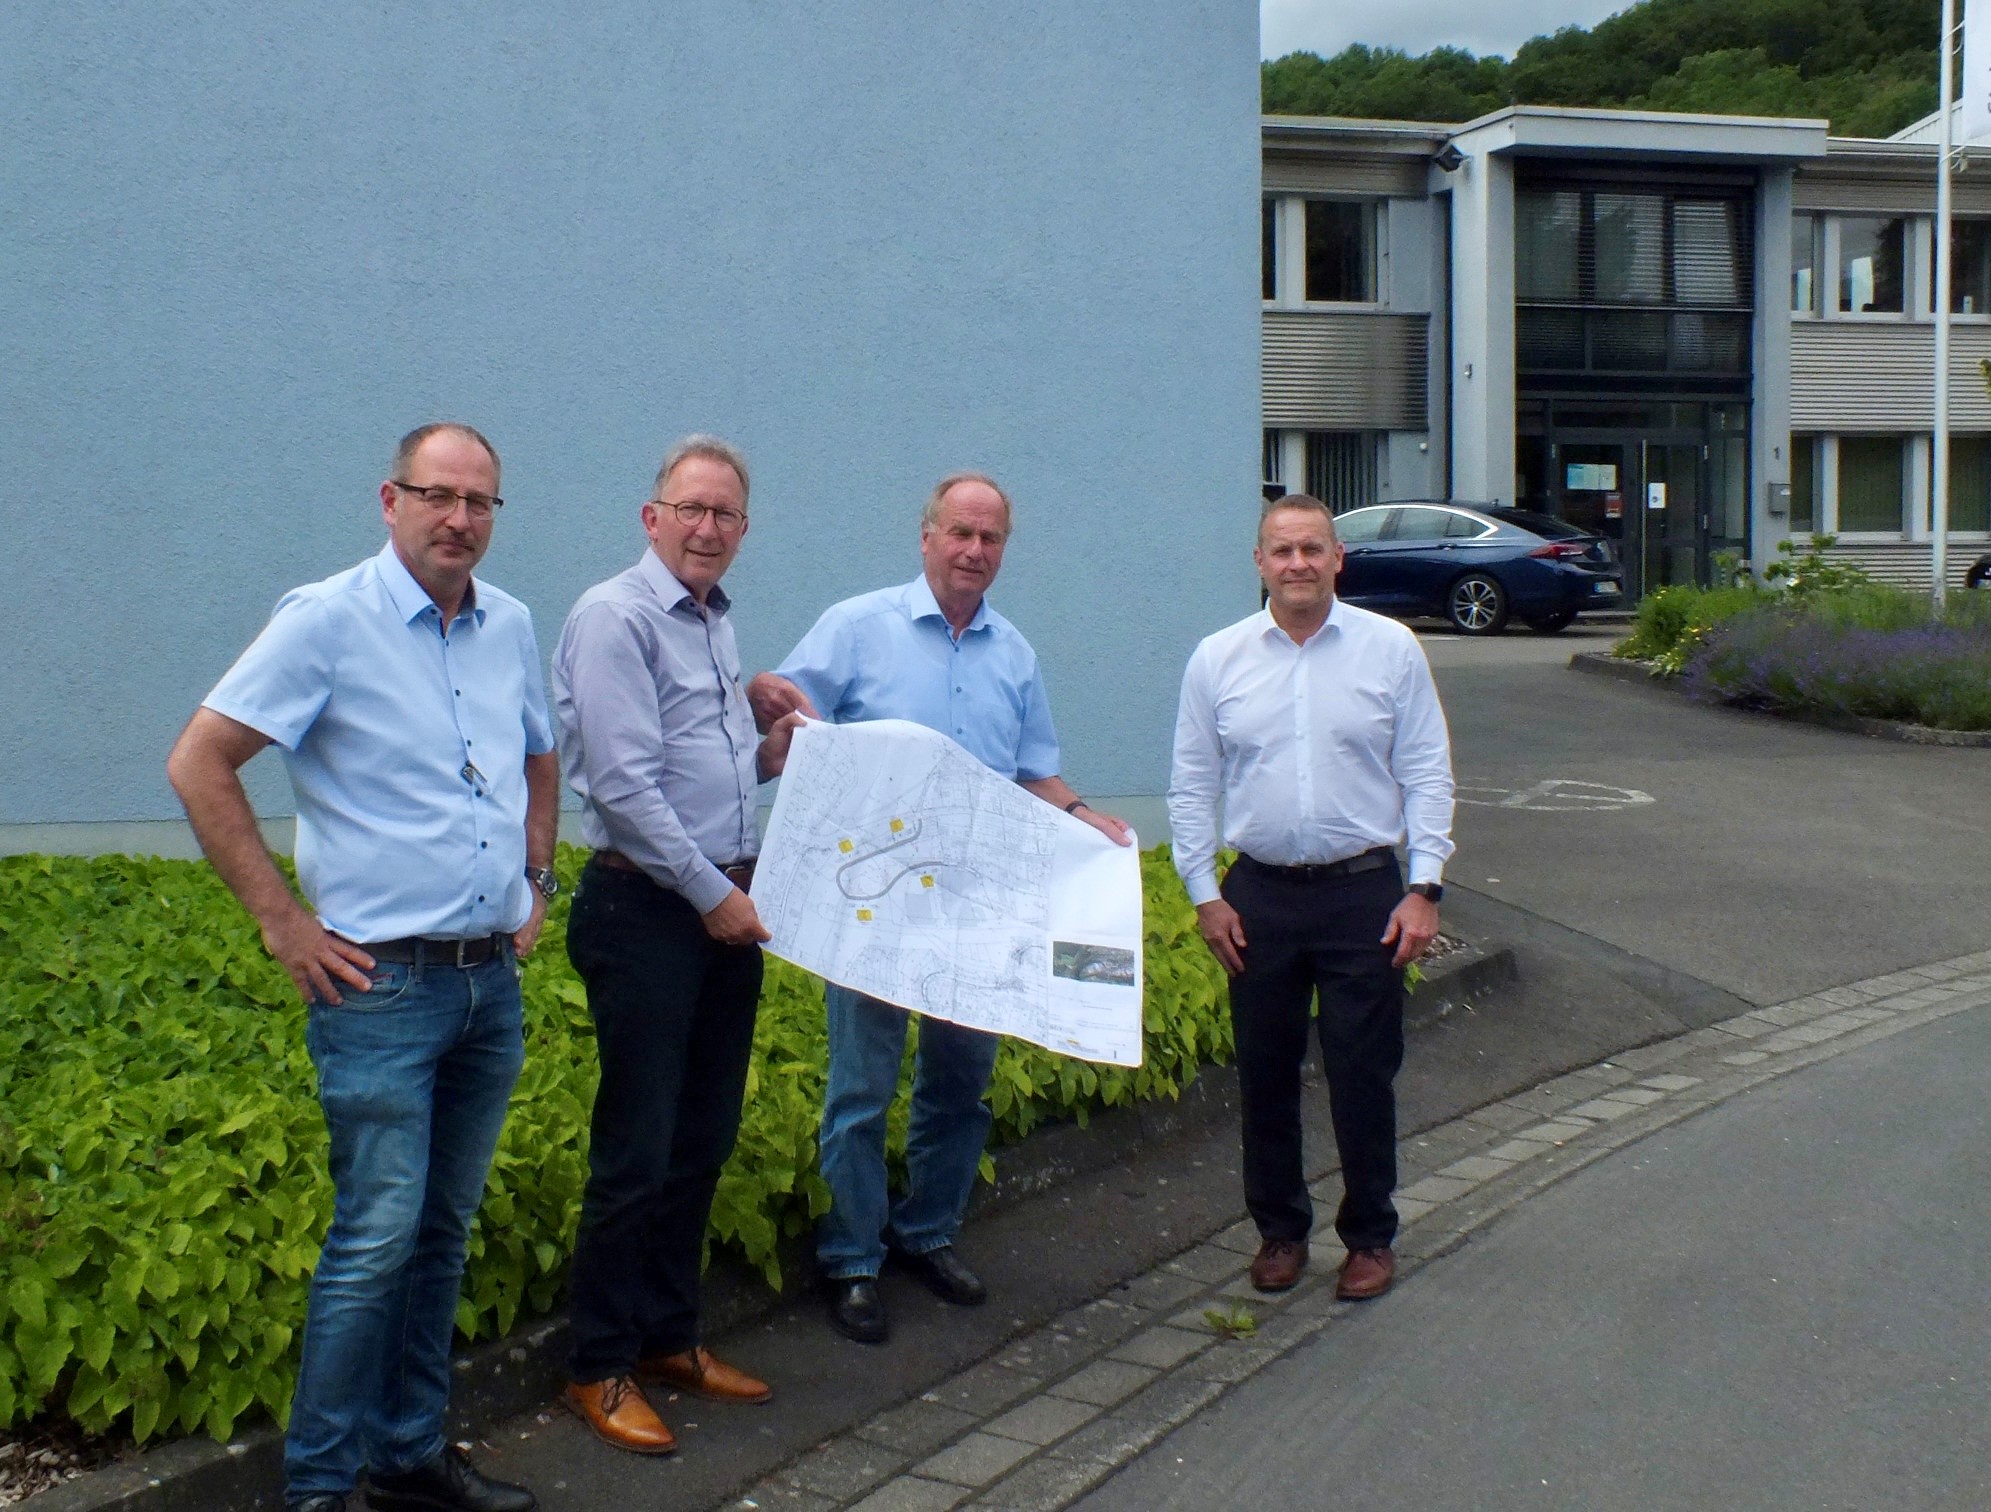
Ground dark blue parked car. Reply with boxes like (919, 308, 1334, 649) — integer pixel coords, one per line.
(1331, 502, 1624, 634)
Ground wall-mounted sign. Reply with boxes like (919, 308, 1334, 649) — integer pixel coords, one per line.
(1604, 492, 1624, 519)
(1566, 463, 1618, 491)
(1647, 482, 1668, 511)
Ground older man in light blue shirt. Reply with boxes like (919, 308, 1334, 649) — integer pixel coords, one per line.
(168, 423, 553, 1512)
(750, 471, 1128, 1345)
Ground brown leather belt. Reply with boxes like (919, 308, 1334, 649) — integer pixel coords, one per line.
(594, 850, 756, 890)
(363, 933, 509, 967)
(1235, 846, 1394, 882)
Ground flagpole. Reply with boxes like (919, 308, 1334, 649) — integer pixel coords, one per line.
(1936, 0, 1956, 611)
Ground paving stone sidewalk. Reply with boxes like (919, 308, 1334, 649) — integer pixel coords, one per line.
(725, 949, 1991, 1512)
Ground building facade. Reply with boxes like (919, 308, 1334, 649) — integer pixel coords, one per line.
(1, 3, 1259, 844)
(1263, 106, 1990, 595)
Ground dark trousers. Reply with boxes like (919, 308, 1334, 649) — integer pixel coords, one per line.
(564, 859, 763, 1381)
(1225, 856, 1405, 1252)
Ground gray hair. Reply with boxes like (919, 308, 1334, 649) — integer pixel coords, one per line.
(655, 434, 751, 502)
(921, 471, 1013, 535)
(1259, 492, 1336, 543)
(392, 422, 500, 484)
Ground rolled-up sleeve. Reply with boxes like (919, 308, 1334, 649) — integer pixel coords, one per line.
(1390, 639, 1456, 886)
(1166, 643, 1225, 907)
(556, 601, 732, 913)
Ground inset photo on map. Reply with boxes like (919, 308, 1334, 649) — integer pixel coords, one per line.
(1051, 942, 1137, 987)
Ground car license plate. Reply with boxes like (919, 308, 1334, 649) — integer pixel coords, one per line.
(1593, 579, 1619, 593)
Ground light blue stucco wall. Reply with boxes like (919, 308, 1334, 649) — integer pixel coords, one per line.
(1, 3, 1260, 831)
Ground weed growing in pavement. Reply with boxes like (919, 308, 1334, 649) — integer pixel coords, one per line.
(1203, 1303, 1259, 1340)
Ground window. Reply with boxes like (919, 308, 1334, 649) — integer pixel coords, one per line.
(1791, 215, 1819, 314)
(1838, 218, 1906, 314)
(1515, 190, 1581, 302)
(1305, 431, 1377, 511)
(1389, 506, 1453, 540)
(1262, 197, 1277, 302)
(1837, 437, 1905, 531)
(1944, 436, 1991, 532)
(1939, 219, 1991, 314)
(1304, 201, 1373, 302)
(1444, 510, 1490, 538)
(1333, 507, 1390, 543)
(1789, 436, 1816, 532)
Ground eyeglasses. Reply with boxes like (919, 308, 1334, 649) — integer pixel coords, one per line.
(653, 500, 748, 531)
(393, 482, 504, 519)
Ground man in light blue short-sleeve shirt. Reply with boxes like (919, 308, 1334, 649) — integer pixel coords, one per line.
(749, 472, 1129, 1346)
(168, 423, 554, 1512)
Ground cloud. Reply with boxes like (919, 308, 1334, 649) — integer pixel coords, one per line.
(1262, 0, 1632, 62)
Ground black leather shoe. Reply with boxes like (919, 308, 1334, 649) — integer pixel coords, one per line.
(824, 1276, 888, 1343)
(290, 1498, 347, 1512)
(893, 1244, 987, 1306)
(365, 1445, 535, 1512)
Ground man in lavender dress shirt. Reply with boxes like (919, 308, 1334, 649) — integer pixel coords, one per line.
(550, 436, 803, 1456)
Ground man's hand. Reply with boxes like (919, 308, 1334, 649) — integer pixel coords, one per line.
(756, 710, 809, 780)
(263, 906, 376, 1006)
(1078, 806, 1134, 847)
(513, 888, 549, 958)
(702, 886, 772, 946)
(1381, 892, 1440, 969)
(747, 672, 818, 733)
(1194, 899, 1248, 976)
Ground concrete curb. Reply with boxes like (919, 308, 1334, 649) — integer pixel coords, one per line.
(1568, 652, 1991, 746)
(25, 943, 1516, 1512)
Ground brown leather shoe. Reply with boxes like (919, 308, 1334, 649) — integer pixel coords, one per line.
(636, 1345, 772, 1404)
(1336, 1246, 1396, 1300)
(1249, 1237, 1309, 1292)
(561, 1376, 677, 1454)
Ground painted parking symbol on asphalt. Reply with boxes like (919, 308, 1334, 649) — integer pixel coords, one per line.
(1456, 778, 1656, 812)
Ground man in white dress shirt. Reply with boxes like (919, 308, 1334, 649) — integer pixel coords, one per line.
(1168, 493, 1455, 1301)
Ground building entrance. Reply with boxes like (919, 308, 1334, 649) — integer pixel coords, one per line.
(1517, 401, 1749, 601)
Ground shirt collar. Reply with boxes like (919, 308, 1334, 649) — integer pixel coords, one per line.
(1257, 596, 1345, 647)
(906, 573, 989, 635)
(376, 542, 483, 626)
(638, 548, 731, 616)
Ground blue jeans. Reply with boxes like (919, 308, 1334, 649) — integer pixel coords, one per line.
(284, 949, 524, 1500)
(815, 984, 1001, 1280)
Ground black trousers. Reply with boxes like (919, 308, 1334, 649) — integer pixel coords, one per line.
(564, 859, 763, 1381)
(1224, 855, 1404, 1252)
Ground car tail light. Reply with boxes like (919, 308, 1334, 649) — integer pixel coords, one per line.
(1527, 541, 1590, 560)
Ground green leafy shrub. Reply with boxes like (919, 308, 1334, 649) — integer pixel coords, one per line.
(1614, 582, 1764, 672)
(0, 842, 1231, 1445)
(1760, 534, 1875, 599)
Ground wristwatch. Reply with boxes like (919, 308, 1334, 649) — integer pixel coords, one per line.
(1407, 882, 1443, 903)
(526, 866, 560, 899)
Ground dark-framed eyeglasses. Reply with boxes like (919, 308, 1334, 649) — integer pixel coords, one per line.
(393, 482, 504, 519)
(653, 499, 747, 531)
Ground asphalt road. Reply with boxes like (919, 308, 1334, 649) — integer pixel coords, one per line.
(1421, 624, 1984, 1006)
(1075, 997, 1991, 1512)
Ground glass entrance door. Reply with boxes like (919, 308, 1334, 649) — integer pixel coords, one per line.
(1636, 442, 1705, 595)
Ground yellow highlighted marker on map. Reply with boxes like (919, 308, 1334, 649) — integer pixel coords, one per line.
(920, 875, 935, 888)
(890, 818, 905, 834)
(838, 838, 854, 854)
(856, 908, 873, 922)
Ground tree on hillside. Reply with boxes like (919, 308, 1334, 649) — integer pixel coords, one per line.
(1263, 0, 1938, 136)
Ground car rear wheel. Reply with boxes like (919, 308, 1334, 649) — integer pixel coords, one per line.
(1524, 610, 1576, 633)
(1446, 573, 1509, 635)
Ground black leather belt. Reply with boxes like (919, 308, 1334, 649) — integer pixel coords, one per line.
(594, 850, 756, 890)
(363, 933, 509, 967)
(1236, 846, 1394, 881)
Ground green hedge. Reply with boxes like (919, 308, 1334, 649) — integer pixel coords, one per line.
(0, 844, 1230, 1444)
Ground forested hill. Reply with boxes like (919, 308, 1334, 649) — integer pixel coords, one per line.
(1262, 0, 1937, 138)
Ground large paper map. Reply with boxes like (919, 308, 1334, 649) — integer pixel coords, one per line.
(752, 718, 1144, 1067)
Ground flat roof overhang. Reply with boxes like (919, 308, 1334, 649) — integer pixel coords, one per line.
(1448, 106, 1829, 167)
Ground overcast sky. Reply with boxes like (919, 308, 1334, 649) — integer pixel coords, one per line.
(1262, 0, 1633, 61)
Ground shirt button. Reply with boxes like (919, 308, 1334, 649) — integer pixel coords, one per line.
(477, 894, 486, 902)
(480, 841, 488, 849)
